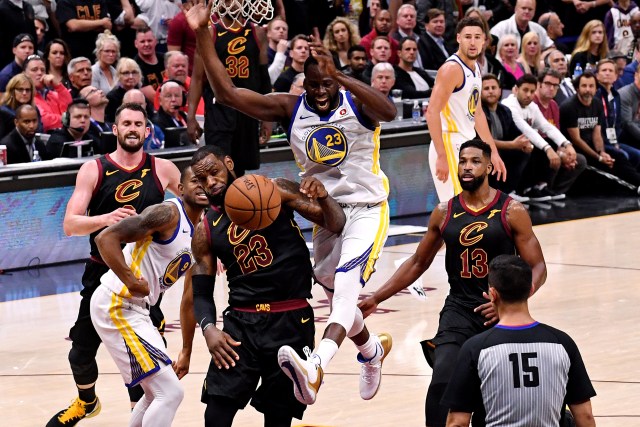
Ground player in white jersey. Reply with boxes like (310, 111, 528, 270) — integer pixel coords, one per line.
(185, 0, 397, 405)
(90, 167, 208, 427)
(426, 16, 506, 202)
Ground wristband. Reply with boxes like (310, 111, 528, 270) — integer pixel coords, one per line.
(598, 155, 603, 162)
(202, 323, 215, 333)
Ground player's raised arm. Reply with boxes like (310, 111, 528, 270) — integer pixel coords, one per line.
(185, 0, 294, 122)
(275, 177, 346, 233)
(359, 202, 447, 318)
(309, 41, 396, 123)
(95, 203, 179, 297)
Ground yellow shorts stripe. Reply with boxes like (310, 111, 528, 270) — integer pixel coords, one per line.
(443, 133, 462, 195)
(108, 293, 155, 372)
(362, 201, 390, 283)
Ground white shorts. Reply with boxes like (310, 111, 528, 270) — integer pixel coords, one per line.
(428, 132, 467, 203)
(90, 285, 170, 387)
(313, 201, 389, 288)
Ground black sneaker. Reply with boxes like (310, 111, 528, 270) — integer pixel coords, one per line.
(539, 187, 566, 200)
(523, 187, 552, 202)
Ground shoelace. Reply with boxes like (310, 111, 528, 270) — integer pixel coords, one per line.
(58, 399, 86, 423)
(361, 362, 381, 384)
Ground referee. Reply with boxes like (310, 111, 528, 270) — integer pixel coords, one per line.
(442, 255, 596, 427)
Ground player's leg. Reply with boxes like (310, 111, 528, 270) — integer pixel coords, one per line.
(130, 366, 184, 427)
(46, 262, 107, 427)
(203, 396, 239, 427)
(428, 133, 462, 203)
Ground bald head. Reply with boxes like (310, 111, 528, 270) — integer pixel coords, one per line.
(123, 89, 147, 107)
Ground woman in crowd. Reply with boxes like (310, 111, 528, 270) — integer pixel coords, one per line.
(43, 39, 71, 90)
(497, 33, 524, 81)
(569, 20, 609, 76)
(323, 17, 361, 71)
(517, 31, 542, 76)
(23, 55, 72, 131)
(105, 58, 152, 122)
(92, 31, 121, 94)
(0, 74, 42, 139)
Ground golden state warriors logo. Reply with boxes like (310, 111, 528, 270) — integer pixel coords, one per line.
(305, 125, 348, 167)
(161, 252, 193, 290)
(467, 85, 480, 118)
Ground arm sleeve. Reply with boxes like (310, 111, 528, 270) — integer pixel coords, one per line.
(560, 101, 579, 136)
(192, 274, 217, 330)
(531, 103, 567, 146)
(561, 334, 597, 404)
(55, 0, 76, 25)
(268, 52, 287, 85)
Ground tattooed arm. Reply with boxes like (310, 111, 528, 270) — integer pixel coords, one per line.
(95, 202, 179, 296)
(274, 177, 346, 234)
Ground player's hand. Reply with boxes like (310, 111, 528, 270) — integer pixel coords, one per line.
(173, 348, 191, 379)
(358, 296, 378, 319)
(490, 150, 507, 182)
(259, 121, 272, 145)
(103, 207, 137, 226)
(203, 326, 241, 369)
(546, 148, 561, 170)
(309, 37, 338, 78)
(435, 153, 449, 183)
(185, 0, 213, 31)
(127, 276, 150, 298)
(186, 116, 203, 144)
(299, 176, 329, 200)
(475, 292, 498, 326)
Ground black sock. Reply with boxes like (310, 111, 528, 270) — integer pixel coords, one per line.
(78, 385, 96, 404)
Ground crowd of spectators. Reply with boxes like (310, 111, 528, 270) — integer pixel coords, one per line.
(1, 0, 640, 198)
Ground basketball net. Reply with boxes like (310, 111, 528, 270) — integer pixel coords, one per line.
(210, 0, 274, 30)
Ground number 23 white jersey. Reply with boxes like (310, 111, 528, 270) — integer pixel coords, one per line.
(287, 90, 389, 204)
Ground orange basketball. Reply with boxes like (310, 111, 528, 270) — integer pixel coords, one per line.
(224, 174, 281, 230)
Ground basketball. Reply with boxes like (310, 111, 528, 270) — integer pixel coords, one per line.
(224, 174, 281, 230)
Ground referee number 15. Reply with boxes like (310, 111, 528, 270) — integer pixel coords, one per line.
(508, 352, 540, 388)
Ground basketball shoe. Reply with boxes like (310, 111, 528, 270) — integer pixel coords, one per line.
(46, 396, 101, 426)
(358, 332, 393, 400)
(278, 345, 324, 405)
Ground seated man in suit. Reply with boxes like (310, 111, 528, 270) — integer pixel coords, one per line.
(47, 99, 100, 159)
(153, 80, 188, 132)
(419, 8, 452, 71)
(393, 38, 434, 99)
(1, 104, 47, 163)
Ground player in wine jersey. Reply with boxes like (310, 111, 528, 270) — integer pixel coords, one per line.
(90, 166, 208, 427)
(185, 0, 397, 405)
(426, 17, 506, 203)
(186, 10, 271, 176)
(47, 103, 181, 427)
(359, 139, 547, 427)
(443, 255, 596, 427)
(185, 145, 345, 427)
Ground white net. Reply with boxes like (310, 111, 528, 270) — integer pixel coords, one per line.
(210, 0, 274, 30)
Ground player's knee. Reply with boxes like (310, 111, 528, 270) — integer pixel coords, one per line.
(347, 309, 365, 338)
(167, 382, 184, 407)
(68, 347, 98, 384)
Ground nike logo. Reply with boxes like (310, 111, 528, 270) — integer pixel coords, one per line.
(453, 212, 465, 218)
(212, 214, 224, 227)
(182, 229, 190, 234)
(106, 170, 118, 176)
(299, 114, 314, 120)
(218, 31, 227, 36)
(301, 317, 311, 324)
(366, 203, 379, 209)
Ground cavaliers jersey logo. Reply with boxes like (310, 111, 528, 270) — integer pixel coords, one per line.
(467, 86, 480, 119)
(228, 37, 247, 55)
(161, 252, 193, 290)
(305, 125, 348, 167)
(115, 179, 143, 203)
(459, 221, 488, 246)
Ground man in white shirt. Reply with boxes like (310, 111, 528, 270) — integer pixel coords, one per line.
(490, 0, 554, 50)
(502, 74, 583, 200)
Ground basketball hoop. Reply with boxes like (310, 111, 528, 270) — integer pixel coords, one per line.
(210, 0, 274, 30)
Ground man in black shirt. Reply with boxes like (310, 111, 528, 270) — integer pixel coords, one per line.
(0, 0, 36, 68)
(560, 72, 640, 193)
(134, 26, 165, 104)
(443, 255, 596, 427)
(56, 0, 111, 60)
(359, 139, 547, 427)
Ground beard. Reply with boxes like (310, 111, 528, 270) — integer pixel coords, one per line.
(459, 174, 486, 192)
(206, 170, 235, 207)
(117, 131, 144, 153)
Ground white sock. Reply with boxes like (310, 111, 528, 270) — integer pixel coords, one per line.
(357, 334, 382, 363)
(314, 338, 339, 371)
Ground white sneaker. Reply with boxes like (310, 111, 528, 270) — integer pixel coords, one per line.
(357, 333, 393, 400)
(278, 345, 323, 405)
